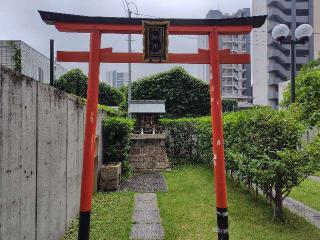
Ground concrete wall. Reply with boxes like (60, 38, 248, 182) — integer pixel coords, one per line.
(0, 66, 106, 240)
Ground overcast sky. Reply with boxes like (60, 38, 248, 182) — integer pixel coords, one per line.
(0, 0, 251, 81)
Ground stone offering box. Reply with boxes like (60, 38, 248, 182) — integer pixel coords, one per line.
(100, 162, 121, 191)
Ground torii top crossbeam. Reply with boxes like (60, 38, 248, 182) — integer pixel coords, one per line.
(39, 10, 266, 34)
(39, 10, 266, 240)
(39, 11, 266, 65)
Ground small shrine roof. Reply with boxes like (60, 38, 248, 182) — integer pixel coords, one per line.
(128, 100, 166, 113)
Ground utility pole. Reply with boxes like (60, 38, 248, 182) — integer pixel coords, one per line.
(291, 0, 297, 103)
(128, 10, 132, 118)
(50, 39, 54, 86)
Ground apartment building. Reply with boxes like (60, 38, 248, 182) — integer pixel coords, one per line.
(252, 0, 319, 108)
(0, 40, 67, 83)
(106, 70, 129, 89)
(198, 8, 252, 101)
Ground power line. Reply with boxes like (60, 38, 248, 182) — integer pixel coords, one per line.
(120, 0, 128, 16)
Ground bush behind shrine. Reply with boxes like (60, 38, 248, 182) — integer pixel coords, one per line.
(131, 67, 236, 117)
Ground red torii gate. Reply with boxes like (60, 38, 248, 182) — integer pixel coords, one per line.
(39, 11, 266, 240)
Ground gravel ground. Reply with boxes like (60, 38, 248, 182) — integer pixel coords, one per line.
(121, 172, 168, 192)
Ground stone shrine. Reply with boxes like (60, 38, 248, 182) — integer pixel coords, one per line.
(128, 100, 170, 172)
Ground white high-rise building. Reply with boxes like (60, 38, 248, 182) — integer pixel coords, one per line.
(198, 9, 252, 102)
(252, 0, 318, 109)
(106, 70, 129, 89)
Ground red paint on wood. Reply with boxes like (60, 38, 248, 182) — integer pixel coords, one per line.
(55, 22, 252, 35)
(209, 30, 228, 209)
(57, 49, 249, 64)
(79, 30, 101, 212)
(57, 51, 89, 62)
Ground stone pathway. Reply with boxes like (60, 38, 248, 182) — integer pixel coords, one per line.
(130, 193, 164, 240)
(121, 172, 168, 192)
(309, 176, 320, 182)
(253, 182, 320, 229)
(284, 197, 320, 228)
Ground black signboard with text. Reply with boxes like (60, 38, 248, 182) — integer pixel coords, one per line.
(143, 21, 169, 62)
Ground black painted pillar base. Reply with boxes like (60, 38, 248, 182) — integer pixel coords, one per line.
(217, 208, 229, 240)
(78, 211, 91, 240)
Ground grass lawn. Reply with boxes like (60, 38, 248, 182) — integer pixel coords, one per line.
(157, 166, 320, 240)
(62, 192, 134, 240)
(290, 178, 320, 212)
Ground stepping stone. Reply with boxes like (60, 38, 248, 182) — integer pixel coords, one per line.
(131, 193, 164, 240)
(136, 193, 157, 202)
(131, 223, 164, 240)
(135, 200, 158, 211)
(133, 210, 161, 224)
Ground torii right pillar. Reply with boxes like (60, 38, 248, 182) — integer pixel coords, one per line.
(209, 29, 229, 240)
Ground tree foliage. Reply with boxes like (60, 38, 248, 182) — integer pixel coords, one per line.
(132, 67, 211, 116)
(55, 68, 88, 98)
(55, 68, 124, 106)
(98, 82, 124, 107)
(282, 58, 320, 126)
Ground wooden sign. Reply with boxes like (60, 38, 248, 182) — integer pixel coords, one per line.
(143, 21, 169, 62)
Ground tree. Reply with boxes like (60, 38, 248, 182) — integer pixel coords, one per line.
(55, 68, 87, 98)
(282, 58, 320, 126)
(55, 68, 124, 106)
(223, 107, 320, 218)
(98, 82, 124, 106)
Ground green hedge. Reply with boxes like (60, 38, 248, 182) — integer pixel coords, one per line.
(161, 107, 320, 218)
(222, 99, 238, 112)
(78, 97, 123, 117)
(102, 117, 135, 178)
(160, 118, 199, 165)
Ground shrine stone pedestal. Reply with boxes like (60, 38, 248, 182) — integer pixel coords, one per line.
(129, 134, 170, 172)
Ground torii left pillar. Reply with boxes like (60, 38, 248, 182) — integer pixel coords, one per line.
(78, 30, 101, 240)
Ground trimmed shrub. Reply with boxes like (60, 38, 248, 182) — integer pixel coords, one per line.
(160, 118, 199, 165)
(132, 67, 211, 117)
(120, 67, 238, 116)
(102, 117, 135, 178)
(99, 82, 124, 106)
(161, 107, 320, 218)
(79, 97, 122, 117)
(222, 99, 238, 112)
